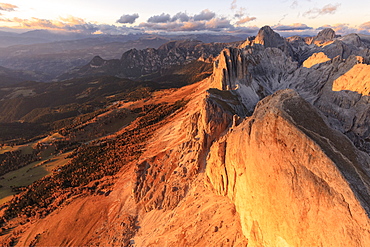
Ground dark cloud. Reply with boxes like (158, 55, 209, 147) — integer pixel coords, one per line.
(303, 3, 340, 19)
(0, 3, 17, 12)
(193, 9, 215, 21)
(171, 12, 190, 22)
(147, 13, 171, 23)
(234, 7, 247, 19)
(116, 13, 139, 24)
(273, 23, 313, 31)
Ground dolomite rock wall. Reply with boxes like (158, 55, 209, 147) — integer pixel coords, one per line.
(206, 89, 370, 247)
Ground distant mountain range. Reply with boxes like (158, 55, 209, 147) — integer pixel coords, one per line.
(0, 30, 248, 81)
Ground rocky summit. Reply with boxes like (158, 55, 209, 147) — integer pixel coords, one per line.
(1, 26, 370, 246)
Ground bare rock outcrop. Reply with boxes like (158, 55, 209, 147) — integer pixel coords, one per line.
(207, 89, 370, 247)
(303, 52, 331, 68)
(333, 63, 370, 95)
(310, 28, 338, 46)
(240, 25, 295, 58)
(211, 29, 370, 154)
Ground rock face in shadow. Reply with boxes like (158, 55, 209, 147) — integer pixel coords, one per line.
(207, 90, 370, 247)
(310, 28, 338, 45)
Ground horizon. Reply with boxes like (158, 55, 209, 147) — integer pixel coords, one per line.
(0, 1, 369, 37)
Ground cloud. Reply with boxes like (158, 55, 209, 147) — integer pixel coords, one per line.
(359, 21, 370, 30)
(303, 3, 340, 19)
(116, 13, 139, 24)
(147, 13, 171, 23)
(291, 1, 298, 9)
(0, 3, 17, 12)
(139, 17, 234, 32)
(236, 16, 256, 25)
(193, 9, 215, 21)
(318, 23, 358, 35)
(206, 18, 232, 29)
(138, 10, 238, 32)
(179, 21, 206, 31)
(227, 25, 260, 34)
(171, 12, 190, 22)
(234, 7, 247, 18)
(0, 16, 139, 35)
(273, 23, 313, 31)
(229, 0, 256, 26)
(139, 22, 182, 31)
(231, 0, 237, 10)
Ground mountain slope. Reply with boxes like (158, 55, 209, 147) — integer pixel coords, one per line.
(207, 89, 370, 246)
(0, 26, 370, 246)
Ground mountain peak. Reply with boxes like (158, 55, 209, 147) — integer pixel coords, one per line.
(90, 56, 105, 66)
(254, 25, 285, 47)
(316, 28, 336, 39)
(259, 25, 274, 33)
(311, 28, 340, 45)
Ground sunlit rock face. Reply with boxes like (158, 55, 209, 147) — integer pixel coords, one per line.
(333, 63, 370, 96)
(302, 52, 331, 68)
(207, 90, 370, 247)
(211, 26, 370, 153)
(205, 27, 370, 246)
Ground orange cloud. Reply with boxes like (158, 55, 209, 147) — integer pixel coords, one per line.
(0, 3, 17, 12)
(236, 16, 256, 25)
(318, 23, 357, 35)
(359, 22, 370, 31)
(303, 3, 340, 19)
(0, 16, 90, 31)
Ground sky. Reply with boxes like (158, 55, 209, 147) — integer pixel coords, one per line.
(0, 0, 369, 36)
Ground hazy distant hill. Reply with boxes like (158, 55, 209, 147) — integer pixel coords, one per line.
(0, 30, 91, 48)
(0, 31, 247, 81)
(0, 66, 45, 86)
(59, 39, 241, 81)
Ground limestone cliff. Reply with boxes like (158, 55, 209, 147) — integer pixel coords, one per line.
(212, 28, 370, 154)
(206, 90, 370, 246)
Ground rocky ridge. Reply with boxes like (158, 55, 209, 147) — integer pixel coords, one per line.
(212, 27, 370, 153)
(60, 40, 241, 80)
(1, 26, 370, 246)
